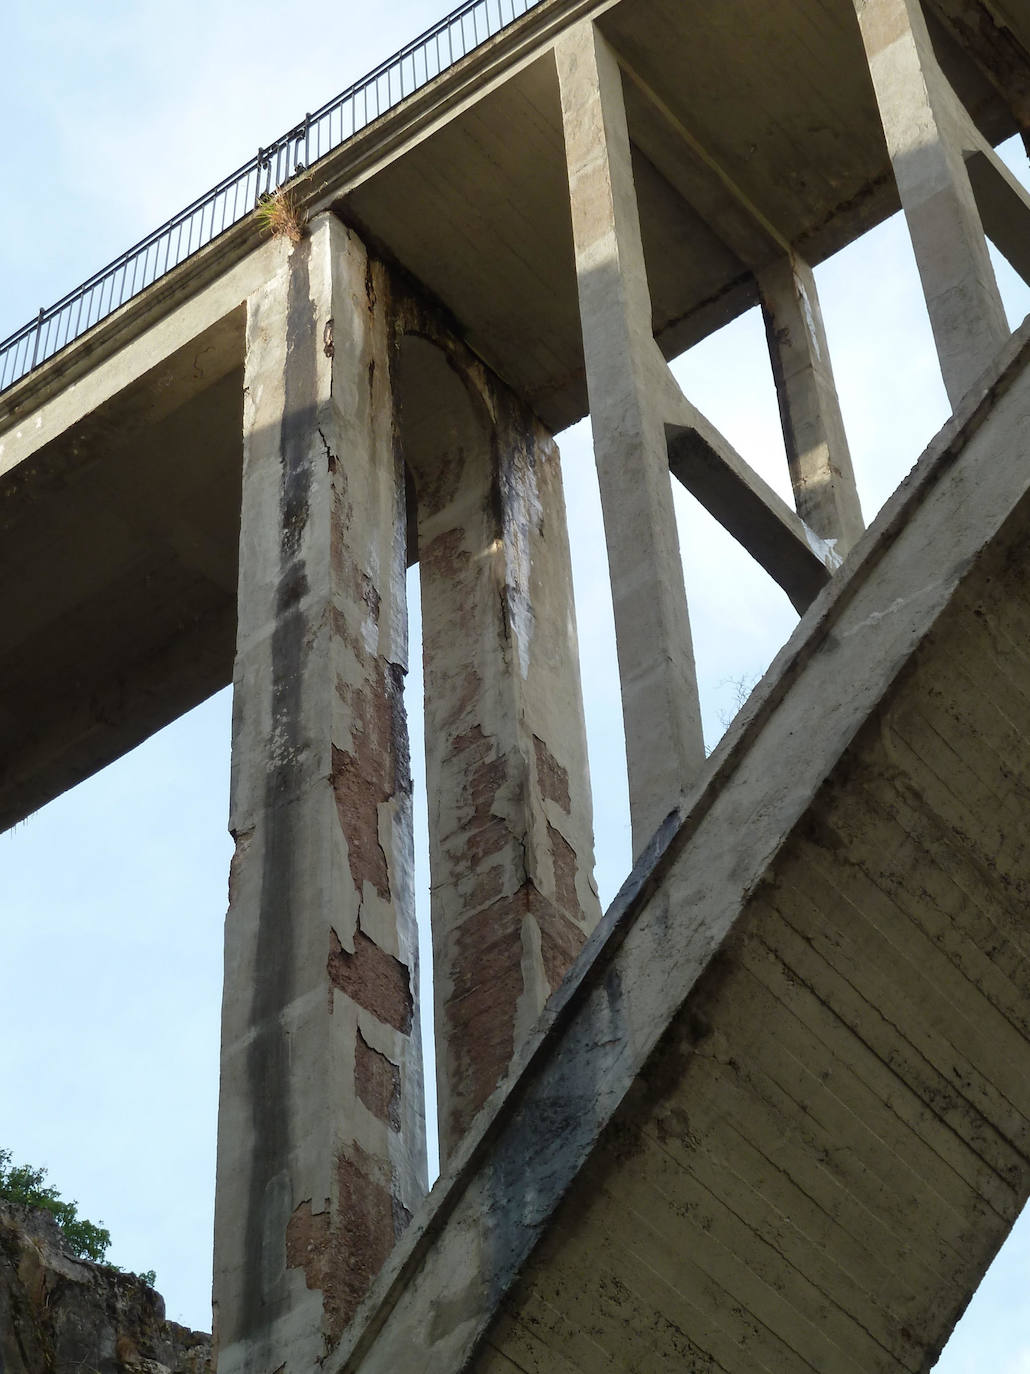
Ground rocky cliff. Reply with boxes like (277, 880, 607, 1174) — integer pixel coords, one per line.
(0, 1201, 211, 1374)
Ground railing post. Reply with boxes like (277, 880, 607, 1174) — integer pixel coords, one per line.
(30, 309, 45, 370)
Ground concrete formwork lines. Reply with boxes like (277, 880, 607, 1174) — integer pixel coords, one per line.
(765, 873, 1026, 1193)
(854, 0, 1010, 408)
(608, 1138, 903, 1372)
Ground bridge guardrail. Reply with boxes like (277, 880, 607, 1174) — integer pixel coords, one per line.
(0, 0, 541, 395)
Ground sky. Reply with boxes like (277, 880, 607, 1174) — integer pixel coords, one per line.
(2, 0, 1030, 1362)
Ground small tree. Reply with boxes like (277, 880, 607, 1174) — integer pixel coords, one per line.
(0, 1148, 111, 1263)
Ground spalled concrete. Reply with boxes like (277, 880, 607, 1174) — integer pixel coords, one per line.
(5, 0, 1030, 1367)
(396, 327, 600, 1163)
(213, 215, 425, 1374)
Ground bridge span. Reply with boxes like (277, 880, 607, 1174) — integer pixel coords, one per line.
(2, 0, 1030, 1369)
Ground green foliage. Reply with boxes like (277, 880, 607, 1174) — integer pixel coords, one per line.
(0, 1148, 111, 1263)
(139, 1269, 157, 1288)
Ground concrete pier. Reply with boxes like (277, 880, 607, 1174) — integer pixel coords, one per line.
(397, 330, 601, 1162)
(213, 215, 425, 1373)
(557, 20, 706, 859)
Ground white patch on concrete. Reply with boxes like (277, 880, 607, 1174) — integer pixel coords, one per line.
(796, 269, 822, 363)
(841, 581, 940, 636)
(804, 524, 843, 571)
(503, 459, 542, 679)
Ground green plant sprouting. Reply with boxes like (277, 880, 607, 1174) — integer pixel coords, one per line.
(1, 1148, 111, 1264)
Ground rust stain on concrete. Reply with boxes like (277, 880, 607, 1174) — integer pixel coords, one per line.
(285, 1198, 330, 1294)
(328, 926, 413, 1034)
(547, 820, 581, 918)
(355, 1028, 402, 1132)
(534, 734, 571, 813)
(326, 1145, 408, 1339)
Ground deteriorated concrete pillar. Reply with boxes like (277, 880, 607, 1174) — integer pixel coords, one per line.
(758, 254, 865, 557)
(213, 214, 425, 1374)
(854, 0, 1009, 408)
(557, 20, 706, 860)
(396, 334, 602, 1163)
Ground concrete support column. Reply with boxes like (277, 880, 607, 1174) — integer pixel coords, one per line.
(214, 215, 425, 1374)
(759, 254, 865, 557)
(556, 20, 705, 859)
(398, 335, 601, 1163)
(854, 0, 1009, 408)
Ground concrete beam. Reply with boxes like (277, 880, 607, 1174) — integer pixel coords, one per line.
(606, 56, 864, 557)
(213, 215, 426, 1374)
(614, 57, 787, 273)
(965, 145, 1030, 287)
(397, 330, 601, 1165)
(925, 0, 1030, 126)
(665, 417, 836, 616)
(759, 255, 866, 556)
(557, 18, 706, 859)
(855, 0, 1010, 409)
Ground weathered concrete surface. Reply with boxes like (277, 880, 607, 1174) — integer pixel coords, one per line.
(322, 319, 1030, 1374)
(856, 0, 1010, 409)
(0, 1202, 210, 1374)
(759, 253, 865, 557)
(396, 325, 600, 1163)
(557, 19, 705, 859)
(213, 215, 425, 1374)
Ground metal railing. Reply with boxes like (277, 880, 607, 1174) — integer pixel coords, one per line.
(0, 0, 543, 395)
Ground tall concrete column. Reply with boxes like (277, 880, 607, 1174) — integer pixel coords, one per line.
(557, 20, 706, 859)
(759, 254, 865, 557)
(854, 0, 1009, 408)
(214, 215, 425, 1374)
(397, 334, 601, 1163)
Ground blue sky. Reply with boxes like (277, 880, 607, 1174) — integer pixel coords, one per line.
(3, 0, 1030, 1361)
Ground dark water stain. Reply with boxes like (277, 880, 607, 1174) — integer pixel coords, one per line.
(240, 238, 318, 1339)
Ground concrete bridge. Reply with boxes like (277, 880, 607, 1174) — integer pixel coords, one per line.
(2, 0, 1030, 1369)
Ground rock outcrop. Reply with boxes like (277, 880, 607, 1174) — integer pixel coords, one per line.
(0, 1201, 211, 1374)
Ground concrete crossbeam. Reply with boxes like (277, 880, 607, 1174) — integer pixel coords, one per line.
(855, 0, 1010, 409)
(665, 417, 837, 616)
(213, 215, 426, 1374)
(556, 18, 705, 859)
(966, 148, 1030, 284)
